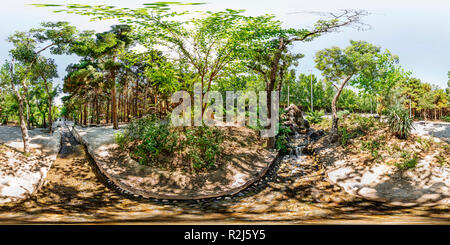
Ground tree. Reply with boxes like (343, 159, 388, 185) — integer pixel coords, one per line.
(1, 21, 76, 153)
(352, 50, 409, 115)
(35, 4, 368, 148)
(315, 40, 383, 140)
(31, 57, 59, 132)
(240, 10, 368, 147)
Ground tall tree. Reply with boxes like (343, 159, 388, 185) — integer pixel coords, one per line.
(1, 21, 76, 153)
(315, 40, 384, 141)
(241, 10, 368, 147)
(31, 57, 58, 132)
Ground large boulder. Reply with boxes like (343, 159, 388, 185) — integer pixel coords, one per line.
(281, 104, 309, 134)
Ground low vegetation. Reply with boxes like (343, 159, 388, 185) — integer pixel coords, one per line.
(314, 113, 449, 170)
(386, 106, 414, 139)
(115, 116, 224, 172)
(305, 110, 324, 124)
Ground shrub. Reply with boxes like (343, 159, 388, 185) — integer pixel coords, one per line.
(114, 131, 127, 149)
(361, 139, 381, 158)
(128, 117, 179, 165)
(443, 116, 450, 122)
(318, 118, 332, 129)
(114, 116, 223, 171)
(340, 126, 352, 146)
(386, 106, 414, 139)
(275, 124, 291, 154)
(337, 110, 350, 119)
(305, 110, 324, 124)
(396, 155, 419, 170)
(351, 114, 375, 133)
(185, 126, 224, 170)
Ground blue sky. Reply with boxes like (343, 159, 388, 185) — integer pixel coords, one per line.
(1, 0, 449, 105)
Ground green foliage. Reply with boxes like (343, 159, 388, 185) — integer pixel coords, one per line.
(115, 116, 224, 171)
(337, 110, 350, 119)
(361, 139, 381, 158)
(318, 118, 332, 129)
(185, 126, 224, 170)
(435, 153, 447, 166)
(351, 114, 375, 133)
(415, 136, 433, 152)
(305, 110, 324, 124)
(386, 106, 414, 139)
(395, 151, 419, 170)
(119, 115, 179, 165)
(275, 124, 291, 154)
(442, 116, 450, 122)
(340, 126, 351, 146)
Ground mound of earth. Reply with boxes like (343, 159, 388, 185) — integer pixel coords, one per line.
(310, 133, 449, 207)
(71, 124, 278, 200)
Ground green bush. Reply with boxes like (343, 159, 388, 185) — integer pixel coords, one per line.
(133, 122, 179, 165)
(185, 126, 224, 170)
(351, 114, 375, 133)
(396, 156, 419, 170)
(115, 115, 224, 171)
(386, 107, 414, 139)
(337, 110, 350, 119)
(361, 139, 381, 158)
(340, 126, 352, 146)
(114, 131, 127, 149)
(443, 116, 450, 122)
(275, 124, 291, 154)
(305, 110, 324, 124)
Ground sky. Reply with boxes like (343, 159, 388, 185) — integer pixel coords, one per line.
(1, 0, 449, 105)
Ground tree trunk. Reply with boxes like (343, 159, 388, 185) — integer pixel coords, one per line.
(135, 78, 139, 118)
(17, 98, 30, 153)
(95, 87, 100, 124)
(111, 65, 118, 130)
(83, 103, 87, 126)
(42, 76, 53, 133)
(43, 112, 47, 128)
(265, 37, 286, 149)
(11, 80, 30, 152)
(26, 98, 30, 130)
(106, 99, 110, 124)
(9, 61, 31, 152)
(330, 75, 353, 142)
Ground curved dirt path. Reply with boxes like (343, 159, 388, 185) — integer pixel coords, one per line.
(0, 125, 448, 224)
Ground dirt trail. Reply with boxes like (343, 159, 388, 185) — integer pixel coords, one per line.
(0, 126, 448, 224)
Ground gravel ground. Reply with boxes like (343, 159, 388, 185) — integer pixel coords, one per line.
(412, 121, 450, 142)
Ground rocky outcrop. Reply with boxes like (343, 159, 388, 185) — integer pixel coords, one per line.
(281, 104, 310, 134)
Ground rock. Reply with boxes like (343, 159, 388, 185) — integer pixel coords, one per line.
(282, 104, 309, 135)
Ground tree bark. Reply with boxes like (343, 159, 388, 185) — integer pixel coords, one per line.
(17, 97, 30, 153)
(9, 60, 31, 153)
(83, 103, 87, 126)
(106, 99, 110, 124)
(10, 80, 30, 152)
(111, 60, 118, 130)
(330, 75, 353, 142)
(265, 37, 286, 149)
(42, 76, 53, 133)
(95, 87, 100, 124)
